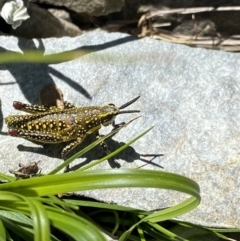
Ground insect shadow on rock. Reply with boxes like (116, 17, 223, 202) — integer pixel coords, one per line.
(5, 96, 141, 167)
(69, 136, 164, 171)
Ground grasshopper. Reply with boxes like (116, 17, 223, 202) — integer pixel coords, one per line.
(5, 96, 140, 159)
(9, 161, 41, 178)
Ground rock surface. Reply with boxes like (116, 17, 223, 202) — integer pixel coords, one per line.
(10, 3, 81, 38)
(31, 0, 124, 16)
(0, 30, 240, 228)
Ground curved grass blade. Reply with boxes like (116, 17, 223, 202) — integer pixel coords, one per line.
(0, 215, 34, 241)
(0, 192, 50, 241)
(0, 169, 200, 199)
(0, 168, 200, 240)
(45, 206, 106, 241)
(0, 193, 105, 241)
(26, 199, 50, 241)
(119, 196, 199, 240)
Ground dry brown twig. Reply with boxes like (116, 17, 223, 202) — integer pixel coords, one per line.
(139, 6, 240, 19)
(138, 5, 240, 52)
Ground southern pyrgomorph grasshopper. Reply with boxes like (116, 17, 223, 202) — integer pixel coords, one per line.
(5, 96, 140, 159)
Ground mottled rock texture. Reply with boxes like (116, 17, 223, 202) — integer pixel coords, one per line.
(0, 30, 240, 228)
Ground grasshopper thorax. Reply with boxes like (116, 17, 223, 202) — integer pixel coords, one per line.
(99, 96, 140, 127)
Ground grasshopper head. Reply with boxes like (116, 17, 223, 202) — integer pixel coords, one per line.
(100, 96, 140, 126)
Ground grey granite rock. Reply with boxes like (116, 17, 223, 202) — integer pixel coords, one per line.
(0, 30, 240, 228)
(31, 0, 124, 16)
(10, 3, 81, 38)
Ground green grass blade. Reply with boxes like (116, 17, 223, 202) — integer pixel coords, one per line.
(0, 192, 51, 241)
(140, 222, 172, 241)
(0, 215, 34, 241)
(0, 169, 200, 199)
(0, 50, 91, 64)
(44, 206, 106, 241)
(26, 199, 50, 241)
(0, 193, 105, 240)
(77, 126, 153, 172)
(119, 196, 199, 241)
(144, 196, 200, 222)
(147, 222, 187, 241)
(0, 218, 6, 241)
(49, 117, 140, 174)
(0, 169, 200, 241)
(0, 173, 15, 182)
(64, 199, 146, 213)
(173, 220, 240, 241)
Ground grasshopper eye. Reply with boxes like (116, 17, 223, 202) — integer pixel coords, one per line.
(108, 103, 115, 107)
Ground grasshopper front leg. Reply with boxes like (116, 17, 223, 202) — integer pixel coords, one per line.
(12, 101, 77, 114)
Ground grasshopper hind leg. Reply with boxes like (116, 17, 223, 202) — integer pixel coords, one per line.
(61, 136, 84, 159)
(61, 136, 85, 172)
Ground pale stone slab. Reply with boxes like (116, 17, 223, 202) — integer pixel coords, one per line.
(0, 30, 240, 228)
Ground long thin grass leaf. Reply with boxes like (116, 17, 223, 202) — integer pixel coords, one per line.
(26, 200, 50, 241)
(0, 169, 200, 199)
(77, 125, 153, 171)
(0, 218, 6, 241)
(45, 206, 106, 241)
(0, 215, 34, 240)
(0, 50, 91, 64)
(0, 192, 50, 241)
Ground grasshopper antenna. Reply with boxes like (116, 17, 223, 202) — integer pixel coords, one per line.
(118, 96, 140, 114)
